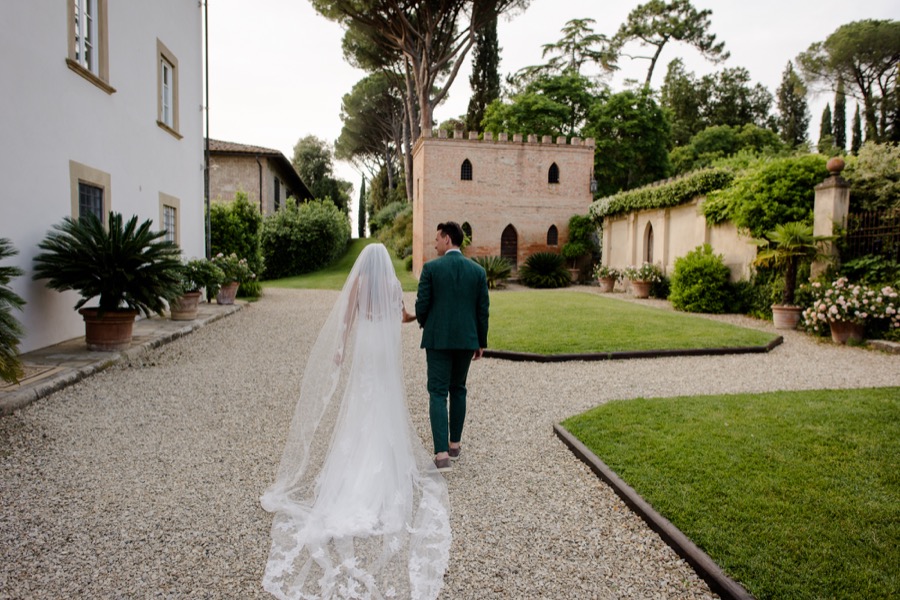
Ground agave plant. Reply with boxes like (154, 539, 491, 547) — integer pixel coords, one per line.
(0, 238, 26, 384)
(472, 256, 512, 289)
(518, 252, 571, 289)
(32, 212, 183, 315)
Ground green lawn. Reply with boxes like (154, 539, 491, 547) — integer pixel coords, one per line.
(488, 289, 775, 354)
(262, 239, 418, 292)
(562, 388, 900, 600)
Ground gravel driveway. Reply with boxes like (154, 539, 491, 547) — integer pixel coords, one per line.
(1, 287, 898, 599)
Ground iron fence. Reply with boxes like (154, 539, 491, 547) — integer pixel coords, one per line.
(842, 209, 900, 262)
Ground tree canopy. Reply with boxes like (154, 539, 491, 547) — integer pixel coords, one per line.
(613, 0, 729, 86)
(797, 19, 900, 143)
(291, 135, 352, 212)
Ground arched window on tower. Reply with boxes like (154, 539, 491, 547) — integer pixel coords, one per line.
(547, 224, 558, 246)
(460, 159, 473, 181)
(462, 221, 472, 244)
(548, 162, 560, 184)
(501, 224, 518, 269)
(644, 222, 654, 264)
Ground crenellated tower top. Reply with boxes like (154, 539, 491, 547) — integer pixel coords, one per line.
(420, 129, 595, 148)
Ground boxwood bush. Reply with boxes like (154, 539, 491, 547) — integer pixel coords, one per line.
(669, 244, 732, 313)
(260, 199, 350, 279)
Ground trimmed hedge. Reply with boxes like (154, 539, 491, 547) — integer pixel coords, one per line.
(590, 169, 733, 221)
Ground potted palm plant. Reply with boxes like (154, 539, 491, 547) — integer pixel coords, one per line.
(170, 258, 224, 320)
(1, 238, 26, 384)
(752, 221, 833, 330)
(32, 212, 183, 351)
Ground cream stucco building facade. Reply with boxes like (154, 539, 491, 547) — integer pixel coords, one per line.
(1, 2, 205, 352)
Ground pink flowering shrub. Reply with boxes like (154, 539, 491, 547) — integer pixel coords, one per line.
(801, 277, 900, 336)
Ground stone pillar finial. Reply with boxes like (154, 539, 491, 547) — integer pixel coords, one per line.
(826, 156, 845, 176)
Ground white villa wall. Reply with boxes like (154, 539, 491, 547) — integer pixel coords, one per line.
(1, 2, 204, 352)
(602, 197, 757, 281)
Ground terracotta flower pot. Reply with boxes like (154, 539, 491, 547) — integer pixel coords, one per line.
(78, 308, 139, 351)
(170, 291, 202, 321)
(629, 280, 652, 299)
(771, 304, 803, 330)
(597, 276, 616, 293)
(828, 320, 865, 344)
(216, 281, 239, 305)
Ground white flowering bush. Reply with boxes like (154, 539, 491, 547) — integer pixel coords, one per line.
(801, 277, 900, 335)
(623, 263, 663, 283)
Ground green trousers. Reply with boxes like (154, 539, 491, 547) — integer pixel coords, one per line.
(425, 349, 474, 454)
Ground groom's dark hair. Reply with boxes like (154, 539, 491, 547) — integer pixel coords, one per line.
(437, 222, 465, 247)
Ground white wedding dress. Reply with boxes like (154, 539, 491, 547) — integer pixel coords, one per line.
(261, 244, 451, 600)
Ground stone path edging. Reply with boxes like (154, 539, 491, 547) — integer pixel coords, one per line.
(484, 336, 783, 362)
(554, 423, 756, 600)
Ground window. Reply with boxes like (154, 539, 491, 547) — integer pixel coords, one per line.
(159, 193, 181, 246)
(644, 223, 654, 264)
(547, 225, 559, 246)
(460, 159, 473, 181)
(69, 160, 110, 221)
(548, 163, 560, 184)
(161, 58, 174, 127)
(78, 183, 103, 222)
(274, 178, 281, 211)
(462, 222, 472, 243)
(66, 0, 113, 93)
(157, 39, 181, 137)
(501, 224, 518, 269)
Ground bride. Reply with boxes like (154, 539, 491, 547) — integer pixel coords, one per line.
(260, 244, 451, 600)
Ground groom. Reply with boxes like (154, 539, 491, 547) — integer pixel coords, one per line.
(403, 222, 490, 472)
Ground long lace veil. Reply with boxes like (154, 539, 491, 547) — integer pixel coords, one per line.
(261, 243, 451, 599)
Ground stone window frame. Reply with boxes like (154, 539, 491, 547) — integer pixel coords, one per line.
(66, 0, 115, 94)
(159, 192, 181, 246)
(156, 39, 182, 139)
(69, 160, 111, 221)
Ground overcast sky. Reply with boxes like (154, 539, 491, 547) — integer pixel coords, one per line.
(206, 0, 898, 217)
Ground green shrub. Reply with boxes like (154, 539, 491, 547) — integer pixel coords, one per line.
(703, 155, 827, 237)
(518, 252, 571, 289)
(238, 280, 263, 299)
(404, 255, 413, 272)
(260, 199, 351, 279)
(561, 214, 597, 262)
(209, 191, 264, 277)
(669, 244, 732, 313)
(376, 203, 412, 258)
(590, 169, 733, 221)
(838, 255, 900, 287)
(472, 256, 512, 289)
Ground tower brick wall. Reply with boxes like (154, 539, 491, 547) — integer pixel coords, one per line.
(412, 132, 595, 277)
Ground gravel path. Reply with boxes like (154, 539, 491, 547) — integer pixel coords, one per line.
(1, 287, 898, 599)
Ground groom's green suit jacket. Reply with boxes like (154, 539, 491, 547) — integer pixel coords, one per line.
(415, 250, 490, 350)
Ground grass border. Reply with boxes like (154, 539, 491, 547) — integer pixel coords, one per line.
(553, 423, 755, 600)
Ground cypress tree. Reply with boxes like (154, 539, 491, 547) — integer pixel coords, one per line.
(357, 176, 366, 238)
(833, 79, 846, 151)
(851, 104, 862, 155)
(817, 103, 833, 154)
(465, 15, 501, 133)
(776, 61, 810, 148)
